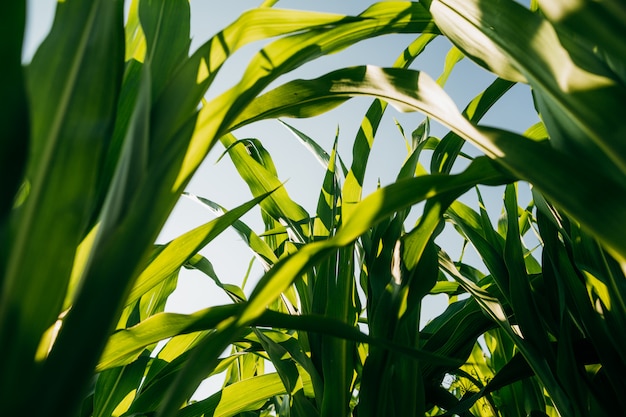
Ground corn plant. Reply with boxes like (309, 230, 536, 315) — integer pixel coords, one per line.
(0, 1, 440, 415)
(2, 0, 625, 416)
(225, 2, 626, 413)
(191, 1, 626, 415)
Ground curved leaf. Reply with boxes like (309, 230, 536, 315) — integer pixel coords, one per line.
(230, 65, 626, 259)
(126, 190, 272, 307)
(98, 304, 241, 371)
(177, 373, 304, 417)
(98, 304, 462, 373)
(242, 157, 511, 325)
(174, 2, 438, 189)
(424, 0, 626, 181)
(184, 193, 278, 270)
(219, 134, 310, 244)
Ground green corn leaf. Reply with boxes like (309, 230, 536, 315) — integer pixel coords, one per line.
(430, 281, 461, 295)
(537, 200, 626, 409)
(127, 324, 240, 415)
(186, 254, 247, 303)
(126, 190, 271, 307)
(343, 34, 437, 221)
(448, 335, 610, 416)
(184, 193, 278, 270)
(224, 344, 263, 386)
(279, 120, 349, 176)
(98, 304, 242, 372)
(254, 330, 307, 404)
(139, 331, 214, 396)
(474, 186, 505, 257)
(38, 71, 194, 417)
(319, 246, 358, 417)
(11, 2, 621, 416)
(437, 250, 508, 326)
(95, 59, 146, 227)
(177, 373, 308, 417)
(226, 65, 519, 173)
(242, 157, 511, 328)
(42, 61, 154, 401)
(421, 296, 494, 375)
(446, 201, 508, 291)
(34, 60, 156, 417)
(0, 0, 29, 227)
(150, 7, 362, 166)
(401, 191, 451, 273)
(360, 238, 439, 417)
(98, 302, 463, 375)
(422, 0, 526, 83)
(117, 250, 175, 330)
(311, 150, 356, 413)
(567, 224, 626, 339)
(503, 184, 552, 355)
(127, 351, 196, 414)
(0, 2, 30, 385)
(480, 126, 626, 263)
(342, 98, 387, 219)
(395, 118, 429, 182)
(537, 0, 626, 84)
(235, 64, 626, 260)
(431, 77, 514, 174)
(174, 2, 438, 191)
(252, 329, 324, 403)
(439, 252, 576, 415)
(139, 0, 191, 103)
(138, 270, 180, 322)
(220, 134, 311, 244)
(436, 45, 464, 87)
(0, 1, 124, 414)
(423, 0, 626, 183)
(93, 355, 150, 417)
(313, 136, 340, 239)
(124, 0, 145, 62)
(485, 328, 547, 416)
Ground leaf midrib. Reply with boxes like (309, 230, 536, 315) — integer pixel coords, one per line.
(4, 2, 102, 309)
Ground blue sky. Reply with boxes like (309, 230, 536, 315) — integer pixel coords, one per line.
(24, 0, 538, 398)
(162, 1, 538, 316)
(24, 0, 538, 319)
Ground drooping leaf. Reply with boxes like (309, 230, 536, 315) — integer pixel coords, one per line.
(126, 190, 272, 307)
(423, 0, 626, 184)
(174, 2, 439, 190)
(184, 193, 278, 271)
(230, 65, 626, 260)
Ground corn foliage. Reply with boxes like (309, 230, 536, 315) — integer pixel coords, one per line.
(1, 1, 624, 416)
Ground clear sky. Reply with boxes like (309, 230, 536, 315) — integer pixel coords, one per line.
(23, 0, 538, 324)
(159, 0, 538, 316)
(24, 0, 538, 399)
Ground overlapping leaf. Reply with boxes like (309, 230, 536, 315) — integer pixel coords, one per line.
(0, 1, 124, 413)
